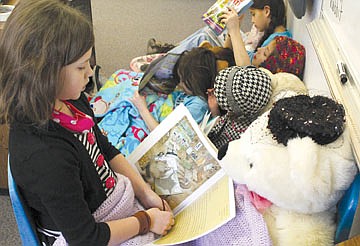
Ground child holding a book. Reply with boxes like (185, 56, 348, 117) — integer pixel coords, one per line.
(130, 47, 219, 132)
(201, 34, 306, 80)
(0, 1, 174, 245)
(89, 47, 226, 157)
(141, 0, 305, 84)
(220, 0, 306, 79)
(220, 0, 292, 66)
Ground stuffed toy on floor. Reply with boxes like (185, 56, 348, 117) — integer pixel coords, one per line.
(220, 94, 358, 246)
(199, 40, 236, 71)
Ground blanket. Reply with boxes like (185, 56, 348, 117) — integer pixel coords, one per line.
(53, 173, 157, 245)
(179, 183, 272, 246)
(90, 69, 177, 156)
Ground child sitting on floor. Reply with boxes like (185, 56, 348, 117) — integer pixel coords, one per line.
(130, 47, 218, 131)
(251, 36, 305, 79)
(200, 35, 305, 79)
(91, 47, 221, 156)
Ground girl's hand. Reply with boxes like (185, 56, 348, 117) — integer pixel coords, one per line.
(146, 208, 175, 235)
(129, 90, 159, 131)
(129, 90, 148, 111)
(138, 186, 172, 212)
(219, 7, 243, 34)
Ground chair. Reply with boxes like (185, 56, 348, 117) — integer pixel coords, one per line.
(335, 172, 360, 244)
(7, 160, 40, 245)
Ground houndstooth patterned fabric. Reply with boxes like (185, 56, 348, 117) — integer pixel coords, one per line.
(214, 66, 272, 117)
(208, 114, 252, 149)
(209, 66, 272, 149)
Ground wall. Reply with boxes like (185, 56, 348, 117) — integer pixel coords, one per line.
(321, 0, 360, 85)
(91, 0, 214, 79)
(290, 0, 360, 164)
(285, 0, 330, 95)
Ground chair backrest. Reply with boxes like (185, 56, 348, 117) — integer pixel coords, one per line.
(7, 160, 40, 246)
(335, 172, 360, 244)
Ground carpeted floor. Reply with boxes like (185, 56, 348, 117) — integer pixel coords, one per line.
(0, 194, 21, 245)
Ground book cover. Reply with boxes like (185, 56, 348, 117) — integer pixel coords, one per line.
(202, 0, 254, 35)
(127, 104, 235, 245)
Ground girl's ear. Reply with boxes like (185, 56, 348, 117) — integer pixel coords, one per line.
(207, 89, 220, 117)
(263, 5, 271, 18)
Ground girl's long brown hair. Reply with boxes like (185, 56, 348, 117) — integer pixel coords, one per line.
(0, 0, 94, 126)
(174, 47, 218, 100)
(251, 0, 286, 49)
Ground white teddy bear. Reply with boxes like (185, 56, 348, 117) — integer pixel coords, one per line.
(220, 94, 358, 246)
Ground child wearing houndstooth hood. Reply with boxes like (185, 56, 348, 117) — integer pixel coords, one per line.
(207, 66, 272, 150)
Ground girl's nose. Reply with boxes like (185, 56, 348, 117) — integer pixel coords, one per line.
(87, 65, 94, 78)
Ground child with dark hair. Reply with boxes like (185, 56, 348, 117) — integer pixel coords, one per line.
(130, 47, 218, 131)
(251, 0, 288, 49)
(173, 47, 218, 100)
(221, 0, 292, 66)
(89, 47, 221, 157)
(143, 0, 305, 81)
(201, 34, 306, 80)
(207, 66, 273, 149)
(252, 36, 306, 79)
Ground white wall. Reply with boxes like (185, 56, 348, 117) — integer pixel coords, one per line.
(285, 0, 330, 95)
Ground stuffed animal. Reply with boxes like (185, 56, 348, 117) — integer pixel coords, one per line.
(199, 40, 236, 71)
(213, 67, 308, 158)
(220, 94, 358, 246)
(258, 67, 308, 113)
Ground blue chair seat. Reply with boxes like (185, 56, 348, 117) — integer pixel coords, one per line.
(335, 172, 360, 244)
(8, 160, 40, 246)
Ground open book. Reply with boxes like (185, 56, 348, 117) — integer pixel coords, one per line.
(127, 104, 235, 245)
(202, 0, 254, 35)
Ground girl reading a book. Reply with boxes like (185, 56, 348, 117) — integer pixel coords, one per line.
(220, 0, 292, 66)
(130, 47, 219, 132)
(139, 0, 306, 86)
(222, 0, 306, 79)
(201, 34, 306, 80)
(0, 1, 174, 245)
(89, 47, 224, 157)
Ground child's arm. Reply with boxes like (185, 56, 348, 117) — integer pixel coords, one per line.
(223, 32, 233, 49)
(109, 153, 171, 211)
(106, 207, 173, 245)
(220, 8, 250, 66)
(107, 154, 174, 244)
(129, 90, 159, 131)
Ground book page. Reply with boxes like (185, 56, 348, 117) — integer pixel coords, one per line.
(128, 104, 223, 212)
(128, 104, 236, 244)
(150, 173, 235, 245)
(202, 0, 254, 35)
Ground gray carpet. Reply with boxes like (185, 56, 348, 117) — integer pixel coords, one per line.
(0, 194, 21, 245)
